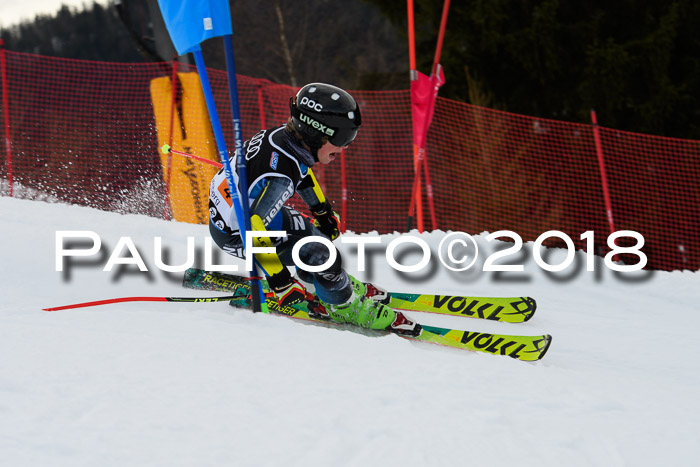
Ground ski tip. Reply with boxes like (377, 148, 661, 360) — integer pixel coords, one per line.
(536, 334, 553, 360)
(520, 297, 538, 322)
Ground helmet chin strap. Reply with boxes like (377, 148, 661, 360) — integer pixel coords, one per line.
(295, 132, 320, 163)
(301, 131, 322, 162)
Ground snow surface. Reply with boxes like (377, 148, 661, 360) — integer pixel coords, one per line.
(1, 196, 698, 467)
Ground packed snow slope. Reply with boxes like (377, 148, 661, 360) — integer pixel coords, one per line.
(1, 196, 698, 467)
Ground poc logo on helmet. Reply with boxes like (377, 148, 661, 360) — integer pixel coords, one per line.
(300, 96, 323, 112)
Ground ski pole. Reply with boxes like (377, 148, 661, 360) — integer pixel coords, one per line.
(161, 144, 223, 168)
(44, 294, 243, 311)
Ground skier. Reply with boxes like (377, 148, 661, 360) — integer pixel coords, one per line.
(208, 82, 420, 336)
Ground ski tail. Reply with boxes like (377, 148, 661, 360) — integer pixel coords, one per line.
(183, 268, 257, 295)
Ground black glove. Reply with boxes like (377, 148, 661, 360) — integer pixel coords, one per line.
(267, 269, 307, 307)
(311, 202, 341, 240)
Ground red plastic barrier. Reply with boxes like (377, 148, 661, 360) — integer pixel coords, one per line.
(1, 50, 698, 271)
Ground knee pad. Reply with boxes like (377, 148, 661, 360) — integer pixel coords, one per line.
(296, 240, 343, 272)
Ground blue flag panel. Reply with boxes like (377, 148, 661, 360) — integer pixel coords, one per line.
(157, 0, 233, 55)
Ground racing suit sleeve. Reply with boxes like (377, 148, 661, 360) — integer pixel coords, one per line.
(297, 169, 340, 239)
(297, 169, 327, 211)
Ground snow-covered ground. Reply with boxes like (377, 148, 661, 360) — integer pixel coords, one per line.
(1, 196, 698, 466)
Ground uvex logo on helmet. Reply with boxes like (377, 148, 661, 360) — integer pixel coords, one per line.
(299, 113, 335, 137)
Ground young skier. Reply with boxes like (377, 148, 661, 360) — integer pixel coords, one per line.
(208, 82, 420, 336)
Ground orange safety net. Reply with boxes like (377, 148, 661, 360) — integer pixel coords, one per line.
(1, 50, 698, 271)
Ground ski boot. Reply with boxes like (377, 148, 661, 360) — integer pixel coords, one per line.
(363, 281, 391, 304)
(306, 296, 332, 321)
(388, 310, 422, 337)
(296, 268, 390, 305)
(319, 276, 421, 336)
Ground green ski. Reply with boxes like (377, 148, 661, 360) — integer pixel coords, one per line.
(182, 269, 551, 361)
(225, 295, 551, 362)
(182, 268, 537, 323)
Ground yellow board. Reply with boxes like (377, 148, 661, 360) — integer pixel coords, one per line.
(150, 72, 220, 224)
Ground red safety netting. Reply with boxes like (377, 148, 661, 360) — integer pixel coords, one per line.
(1, 50, 698, 271)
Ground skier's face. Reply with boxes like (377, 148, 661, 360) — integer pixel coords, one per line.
(317, 141, 347, 164)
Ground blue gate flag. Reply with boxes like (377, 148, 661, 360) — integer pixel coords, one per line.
(157, 0, 233, 55)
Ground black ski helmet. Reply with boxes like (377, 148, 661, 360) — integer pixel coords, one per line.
(289, 83, 362, 152)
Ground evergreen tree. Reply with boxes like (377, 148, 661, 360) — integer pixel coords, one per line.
(1, 3, 143, 62)
(365, 0, 700, 138)
(3, 0, 699, 138)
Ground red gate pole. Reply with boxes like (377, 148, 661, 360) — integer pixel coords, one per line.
(407, 0, 449, 232)
(423, 0, 450, 231)
(422, 149, 437, 231)
(591, 109, 616, 236)
(591, 109, 620, 262)
(407, 0, 424, 231)
(340, 148, 347, 233)
(256, 80, 266, 128)
(1, 38, 13, 197)
(162, 57, 179, 219)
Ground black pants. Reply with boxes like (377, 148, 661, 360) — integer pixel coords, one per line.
(209, 206, 351, 304)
